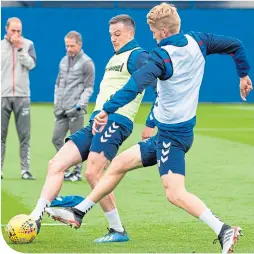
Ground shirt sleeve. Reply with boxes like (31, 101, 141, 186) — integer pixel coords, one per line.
(127, 49, 149, 74)
(188, 31, 251, 77)
(18, 41, 36, 70)
(77, 60, 95, 109)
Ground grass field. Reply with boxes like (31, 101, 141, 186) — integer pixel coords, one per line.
(1, 103, 254, 253)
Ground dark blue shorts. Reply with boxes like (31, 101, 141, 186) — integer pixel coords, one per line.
(138, 135, 157, 167)
(90, 120, 132, 161)
(65, 123, 93, 162)
(156, 129, 194, 176)
(67, 121, 132, 162)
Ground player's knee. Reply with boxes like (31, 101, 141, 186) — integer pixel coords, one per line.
(86, 156, 105, 180)
(110, 156, 124, 170)
(84, 169, 92, 182)
(84, 167, 101, 184)
(84, 169, 101, 188)
(47, 159, 62, 175)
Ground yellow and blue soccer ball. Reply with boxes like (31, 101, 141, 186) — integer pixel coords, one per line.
(5, 214, 37, 244)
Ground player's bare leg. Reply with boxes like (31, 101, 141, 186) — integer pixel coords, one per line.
(89, 144, 143, 202)
(79, 150, 127, 238)
(161, 172, 242, 253)
(30, 141, 82, 223)
(161, 173, 207, 217)
(84, 151, 116, 212)
(45, 145, 143, 232)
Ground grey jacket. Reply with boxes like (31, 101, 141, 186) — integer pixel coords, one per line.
(54, 50, 95, 117)
(1, 37, 36, 97)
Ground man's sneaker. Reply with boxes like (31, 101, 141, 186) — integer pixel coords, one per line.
(69, 172, 82, 182)
(214, 224, 243, 253)
(94, 228, 130, 243)
(64, 172, 82, 182)
(22, 171, 35, 180)
(45, 207, 85, 229)
(64, 171, 71, 181)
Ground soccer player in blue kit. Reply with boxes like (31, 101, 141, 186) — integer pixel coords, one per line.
(45, 3, 252, 253)
(29, 14, 158, 243)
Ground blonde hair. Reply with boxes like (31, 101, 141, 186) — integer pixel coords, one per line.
(147, 3, 181, 33)
(65, 31, 82, 45)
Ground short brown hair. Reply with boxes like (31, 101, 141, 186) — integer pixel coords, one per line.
(6, 17, 22, 28)
(109, 14, 135, 31)
(65, 31, 82, 44)
(147, 3, 181, 34)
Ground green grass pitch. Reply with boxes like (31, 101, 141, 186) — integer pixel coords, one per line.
(1, 103, 254, 253)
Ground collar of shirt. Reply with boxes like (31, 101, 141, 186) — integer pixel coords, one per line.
(67, 49, 83, 58)
(158, 32, 187, 47)
(68, 49, 83, 64)
(115, 39, 140, 55)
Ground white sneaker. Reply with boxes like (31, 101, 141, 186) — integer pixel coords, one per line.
(215, 224, 243, 253)
(45, 207, 84, 228)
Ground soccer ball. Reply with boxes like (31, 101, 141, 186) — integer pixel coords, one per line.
(5, 214, 37, 244)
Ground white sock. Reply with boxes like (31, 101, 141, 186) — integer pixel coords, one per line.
(74, 198, 95, 213)
(30, 197, 51, 221)
(199, 208, 224, 235)
(105, 208, 124, 233)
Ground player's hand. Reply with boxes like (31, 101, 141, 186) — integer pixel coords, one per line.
(92, 110, 108, 135)
(240, 75, 253, 101)
(142, 126, 154, 140)
(11, 35, 23, 49)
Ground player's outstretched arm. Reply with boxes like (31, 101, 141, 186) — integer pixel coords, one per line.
(102, 54, 165, 114)
(189, 32, 253, 100)
(190, 32, 251, 76)
(93, 49, 170, 134)
(92, 59, 164, 133)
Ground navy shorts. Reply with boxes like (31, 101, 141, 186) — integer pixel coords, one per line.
(90, 120, 131, 161)
(138, 135, 157, 167)
(156, 129, 194, 176)
(67, 121, 132, 161)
